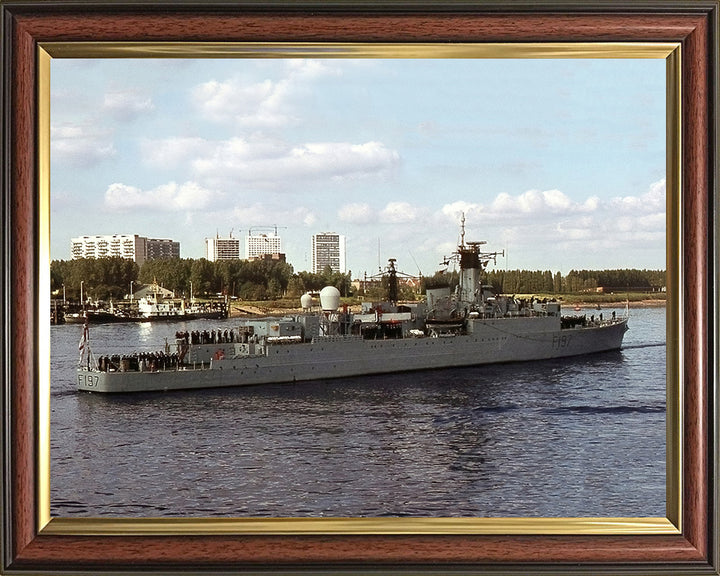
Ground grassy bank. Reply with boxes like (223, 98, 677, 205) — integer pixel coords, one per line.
(514, 292, 666, 306)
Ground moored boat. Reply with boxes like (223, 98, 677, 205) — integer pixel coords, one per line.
(134, 287, 228, 321)
(63, 296, 228, 324)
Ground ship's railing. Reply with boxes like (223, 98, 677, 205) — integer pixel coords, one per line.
(560, 310, 628, 330)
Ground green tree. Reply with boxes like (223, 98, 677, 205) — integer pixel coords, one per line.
(286, 276, 306, 298)
(50, 257, 139, 302)
(190, 259, 215, 296)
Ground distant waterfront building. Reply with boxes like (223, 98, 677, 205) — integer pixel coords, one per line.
(146, 238, 180, 261)
(206, 236, 241, 262)
(245, 233, 282, 260)
(71, 234, 179, 266)
(311, 232, 346, 274)
(247, 252, 286, 263)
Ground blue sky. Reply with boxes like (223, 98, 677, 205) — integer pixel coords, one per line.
(51, 57, 666, 278)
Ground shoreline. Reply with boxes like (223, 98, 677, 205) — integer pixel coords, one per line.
(229, 298, 666, 317)
(566, 299, 666, 309)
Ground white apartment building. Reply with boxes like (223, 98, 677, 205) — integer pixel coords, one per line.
(71, 234, 179, 266)
(311, 232, 346, 274)
(245, 233, 282, 260)
(206, 236, 241, 261)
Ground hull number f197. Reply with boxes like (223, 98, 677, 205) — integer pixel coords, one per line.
(552, 334, 572, 350)
(78, 373, 99, 388)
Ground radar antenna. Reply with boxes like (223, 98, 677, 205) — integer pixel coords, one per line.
(440, 213, 504, 271)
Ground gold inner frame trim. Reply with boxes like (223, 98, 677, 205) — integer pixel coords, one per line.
(37, 41, 682, 537)
(41, 41, 678, 59)
(43, 516, 677, 536)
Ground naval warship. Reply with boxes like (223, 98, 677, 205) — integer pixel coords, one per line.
(76, 221, 628, 393)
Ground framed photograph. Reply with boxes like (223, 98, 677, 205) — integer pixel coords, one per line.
(2, 1, 717, 574)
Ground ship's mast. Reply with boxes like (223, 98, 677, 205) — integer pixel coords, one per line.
(387, 258, 399, 304)
(446, 212, 503, 304)
(369, 258, 417, 304)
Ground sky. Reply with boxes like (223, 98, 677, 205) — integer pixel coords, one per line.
(50, 57, 666, 278)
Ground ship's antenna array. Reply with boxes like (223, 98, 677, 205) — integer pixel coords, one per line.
(367, 257, 421, 302)
(440, 212, 504, 271)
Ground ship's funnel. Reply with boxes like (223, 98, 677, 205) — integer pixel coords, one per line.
(319, 286, 341, 311)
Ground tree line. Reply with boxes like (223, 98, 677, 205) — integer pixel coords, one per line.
(51, 256, 666, 303)
(428, 268, 666, 295)
(51, 257, 351, 302)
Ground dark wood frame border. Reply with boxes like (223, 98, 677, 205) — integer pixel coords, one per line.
(1, 1, 717, 574)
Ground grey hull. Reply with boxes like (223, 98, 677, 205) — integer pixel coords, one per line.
(77, 318, 628, 393)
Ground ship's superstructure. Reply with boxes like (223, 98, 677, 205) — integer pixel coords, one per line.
(76, 219, 629, 393)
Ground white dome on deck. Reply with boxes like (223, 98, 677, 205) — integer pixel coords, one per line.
(319, 286, 341, 311)
(300, 293, 313, 310)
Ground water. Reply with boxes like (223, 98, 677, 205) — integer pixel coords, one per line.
(50, 307, 666, 518)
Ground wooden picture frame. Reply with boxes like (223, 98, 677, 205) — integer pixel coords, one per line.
(2, 1, 717, 573)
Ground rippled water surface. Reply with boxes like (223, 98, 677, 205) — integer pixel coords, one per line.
(50, 306, 666, 517)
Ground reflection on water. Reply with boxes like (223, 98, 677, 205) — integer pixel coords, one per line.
(137, 321, 154, 343)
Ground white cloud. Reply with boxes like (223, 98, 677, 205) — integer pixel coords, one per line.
(191, 59, 341, 128)
(51, 123, 115, 167)
(103, 90, 154, 120)
(289, 142, 400, 180)
(193, 78, 292, 128)
(284, 58, 339, 80)
(224, 203, 317, 225)
(190, 139, 399, 188)
(338, 203, 373, 223)
(139, 135, 399, 189)
(104, 181, 219, 212)
(489, 189, 599, 216)
(441, 201, 480, 222)
(611, 177, 665, 213)
(141, 137, 208, 168)
(300, 209, 318, 227)
(438, 179, 666, 261)
(636, 211, 666, 230)
(555, 217, 594, 240)
(380, 201, 424, 223)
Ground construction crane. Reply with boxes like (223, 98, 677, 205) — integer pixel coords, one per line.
(247, 225, 287, 236)
(214, 228, 241, 238)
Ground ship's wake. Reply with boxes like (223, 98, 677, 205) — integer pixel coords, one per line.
(622, 342, 665, 350)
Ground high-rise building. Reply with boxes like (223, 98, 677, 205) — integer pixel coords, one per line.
(245, 233, 282, 260)
(146, 238, 180, 261)
(311, 232, 346, 274)
(206, 236, 241, 261)
(71, 234, 179, 266)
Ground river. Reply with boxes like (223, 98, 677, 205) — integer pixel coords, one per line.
(50, 306, 666, 518)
